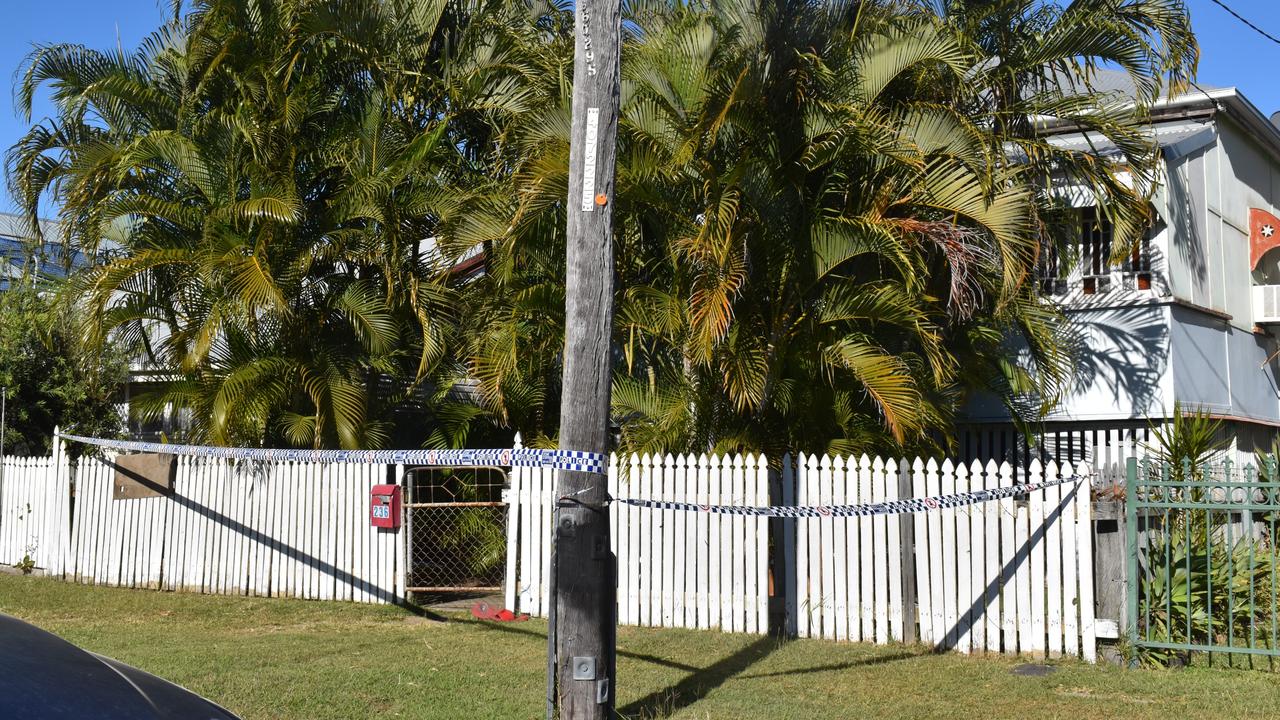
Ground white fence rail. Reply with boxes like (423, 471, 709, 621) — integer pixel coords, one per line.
(504, 452, 1098, 661)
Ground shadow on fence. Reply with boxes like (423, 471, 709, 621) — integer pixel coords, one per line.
(98, 458, 413, 610)
(935, 482, 1079, 652)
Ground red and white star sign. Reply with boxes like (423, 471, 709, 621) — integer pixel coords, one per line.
(1249, 208, 1280, 268)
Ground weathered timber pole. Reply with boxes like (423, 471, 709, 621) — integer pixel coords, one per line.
(553, 0, 622, 717)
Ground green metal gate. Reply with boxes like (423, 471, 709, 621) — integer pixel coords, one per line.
(1126, 458, 1280, 667)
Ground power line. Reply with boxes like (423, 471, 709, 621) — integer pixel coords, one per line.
(1210, 0, 1280, 46)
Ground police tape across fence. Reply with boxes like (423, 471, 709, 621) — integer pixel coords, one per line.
(610, 473, 1085, 518)
(57, 432, 1084, 517)
(55, 432, 608, 475)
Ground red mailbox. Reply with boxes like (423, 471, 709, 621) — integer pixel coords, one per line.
(370, 484, 402, 529)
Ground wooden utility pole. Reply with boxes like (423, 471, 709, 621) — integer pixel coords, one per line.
(552, 0, 622, 716)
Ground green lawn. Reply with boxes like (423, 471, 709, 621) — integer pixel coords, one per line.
(2, 574, 1278, 719)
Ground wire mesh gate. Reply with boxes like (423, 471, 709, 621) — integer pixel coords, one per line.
(1126, 457, 1280, 667)
(403, 466, 508, 595)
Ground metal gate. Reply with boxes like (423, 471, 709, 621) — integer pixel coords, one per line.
(1126, 457, 1280, 667)
(403, 465, 508, 595)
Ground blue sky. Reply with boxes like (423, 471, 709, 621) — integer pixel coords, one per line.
(0, 2, 167, 213)
(0, 0, 1278, 215)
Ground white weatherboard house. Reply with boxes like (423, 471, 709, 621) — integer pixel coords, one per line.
(960, 77, 1280, 473)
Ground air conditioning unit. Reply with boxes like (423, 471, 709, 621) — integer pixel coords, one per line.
(1254, 285, 1280, 324)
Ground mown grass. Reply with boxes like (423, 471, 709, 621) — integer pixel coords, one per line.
(2, 573, 1279, 719)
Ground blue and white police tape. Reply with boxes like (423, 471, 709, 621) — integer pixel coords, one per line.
(613, 473, 1084, 517)
(56, 432, 607, 475)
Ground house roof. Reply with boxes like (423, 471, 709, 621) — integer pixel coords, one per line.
(1153, 86, 1280, 165)
(1031, 67, 1280, 167)
(0, 212, 83, 289)
(1040, 120, 1217, 162)
(1047, 67, 1223, 103)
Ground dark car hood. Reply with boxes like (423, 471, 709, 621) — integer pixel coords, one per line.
(0, 613, 239, 719)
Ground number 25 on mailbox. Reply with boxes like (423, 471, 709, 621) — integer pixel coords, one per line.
(370, 484, 402, 529)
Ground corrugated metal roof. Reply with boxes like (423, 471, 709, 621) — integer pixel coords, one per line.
(1046, 120, 1217, 160)
(1042, 67, 1220, 103)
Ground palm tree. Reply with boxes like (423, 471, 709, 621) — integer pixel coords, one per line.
(8, 0, 1197, 458)
(7, 0, 548, 448)
(934, 0, 1198, 248)
(455, 0, 1196, 458)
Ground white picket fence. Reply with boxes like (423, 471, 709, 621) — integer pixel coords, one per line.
(0, 448, 72, 574)
(504, 452, 1098, 661)
(66, 454, 405, 603)
(788, 456, 1095, 661)
(4, 435, 1099, 660)
(505, 454, 771, 634)
(0, 437, 405, 604)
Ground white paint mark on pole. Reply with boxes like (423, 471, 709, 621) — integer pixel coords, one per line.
(581, 108, 600, 212)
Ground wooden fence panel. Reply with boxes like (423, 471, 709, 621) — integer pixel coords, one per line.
(515, 464, 533, 611)
(832, 456, 849, 642)
(1061, 461, 1080, 657)
(911, 458, 932, 647)
(92, 459, 112, 585)
(498, 450, 1088, 657)
(0, 456, 70, 572)
(5, 453, 398, 604)
(1076, 462, 1097, 663)
(638, 454, 654, 626)
(954, 461, 972, 654)
(794, 454, 811, 637)
(1045, 462, 1064, 658)
(782, 455, 797, 637)
(884, 459, 904, 642)
(753, 456, 769, 634)
(966, 462, 985, 653)
(926, 459, 946, 646)
(980, 461, 1000, 654)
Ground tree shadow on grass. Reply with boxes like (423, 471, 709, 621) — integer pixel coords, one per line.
(619, 637, 920, 718)
(733, 649, 919, 679)
(468, 616, 920, 718)
(462, 616, 701, 673)
(617, 635, 783, 719)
